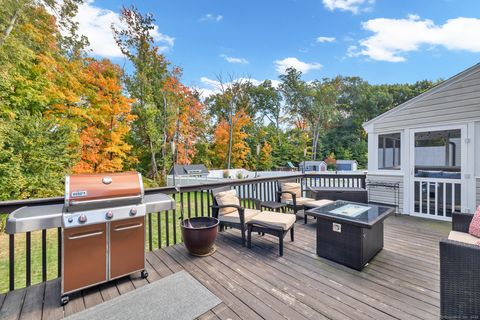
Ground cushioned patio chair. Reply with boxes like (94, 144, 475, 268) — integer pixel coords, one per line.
(439, 212, 480, 319)
(276, 178, 315, 223)
(211, 187, 261, 246)
(247, 211, 296, 256)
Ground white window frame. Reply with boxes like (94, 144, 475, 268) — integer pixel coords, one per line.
(377, 132, 402, 171)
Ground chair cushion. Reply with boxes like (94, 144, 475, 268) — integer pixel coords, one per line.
(468, 206, 480, 238)
(448, 231, 480, 245)
(219, 208, 260, 224)
(305, 199, 334, 208)
(248, 211, 296, 230)
(284, 197, 315, 206)
(215, 190, 240, 215)
(281, 182, 301, 202)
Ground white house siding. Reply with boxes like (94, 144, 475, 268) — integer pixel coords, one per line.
(373, 68, 480, 132)
(366, 174, 404, 213)
(477, 178, 480, 207)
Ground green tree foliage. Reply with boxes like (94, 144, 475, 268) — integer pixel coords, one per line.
(0, 115, 79, 200)
(113, 6, 173, 184)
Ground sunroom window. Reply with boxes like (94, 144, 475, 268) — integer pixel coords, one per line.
(378, 133, 401, 170)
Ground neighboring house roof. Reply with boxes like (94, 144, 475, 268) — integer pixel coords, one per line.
(286, 161, 296, 168)
(362, 63, 480, 132)
(300, 160, 327, 165)
(336, 160, 358, 164)
(169, 164, 209, 176)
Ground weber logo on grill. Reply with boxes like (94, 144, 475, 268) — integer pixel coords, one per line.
(71, 191, 87, 197)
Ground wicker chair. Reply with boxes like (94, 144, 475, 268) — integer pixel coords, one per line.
(440, 212, 480, 319)
(210, 187, 261, 247)
(276, 178, 314, 223)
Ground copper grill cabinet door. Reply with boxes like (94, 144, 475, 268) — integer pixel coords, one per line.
(109, 217, 145, 279)
(66, 172, 142, 208)
(63, 223, 107, 293)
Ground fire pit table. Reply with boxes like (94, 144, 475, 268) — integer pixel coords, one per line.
(306, 201, 394, 270)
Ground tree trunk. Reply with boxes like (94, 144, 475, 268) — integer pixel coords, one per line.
(311, 123, 319, 160)
(160, 93, 168, 185)
(149, 140, 159, 180)
(0, 7, 21, 46)
(226, 104, 234, 169)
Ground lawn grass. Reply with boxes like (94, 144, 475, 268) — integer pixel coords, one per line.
(0, 192, 211, 293)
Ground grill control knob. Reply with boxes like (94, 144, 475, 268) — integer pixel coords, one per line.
(106, 211, 114, 219)
(130, 208, 137, 216)
(68, 217, 73, 223)
(78, 214, 87, 223)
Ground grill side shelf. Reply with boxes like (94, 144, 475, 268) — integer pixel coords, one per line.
(5, 204, 63, 234)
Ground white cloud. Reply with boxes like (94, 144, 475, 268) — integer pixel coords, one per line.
(274, 57, 322, 74)
(316, 36, 336, 43)
(322, 0, 374, 14)
(199, 14, 223, 22)
(220, 54, 249, 64)
(346, 45, 361, 58)
(357, 15, 480, 62)
(75, 0, 174, 58)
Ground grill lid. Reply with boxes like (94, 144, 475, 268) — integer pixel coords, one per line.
(65, 172, 143, 212)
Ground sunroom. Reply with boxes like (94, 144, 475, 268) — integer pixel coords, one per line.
(364, 63, 480, 220)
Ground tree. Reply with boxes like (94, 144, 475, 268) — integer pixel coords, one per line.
(249, 80, 282, 137)
(0, 5, 84, 117)
(113, 6, 172, 183)
(207, 75, 252, 169)
(0, 0, 88, 57)
(258, 142, 273, 170)
(71, 59, 136, 173)
(213, 109, 251, 169)
(165, 76, 206, 165)
(308, 78, 341, 160)
(0, 115, 79, 199)
(279, 68, 340, 160)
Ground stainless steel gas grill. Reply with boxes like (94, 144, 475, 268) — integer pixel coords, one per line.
(5, 171, 175, 306)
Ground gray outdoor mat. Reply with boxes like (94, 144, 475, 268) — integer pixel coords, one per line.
(66, 271, 221, 320)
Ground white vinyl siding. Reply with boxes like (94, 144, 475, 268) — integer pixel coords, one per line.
(373, 68, 480, 132)
(366, 174, 404, 213)
(477, 178, 480, 208)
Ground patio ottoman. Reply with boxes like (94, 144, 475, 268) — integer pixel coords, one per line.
(246, 211, 296, 256)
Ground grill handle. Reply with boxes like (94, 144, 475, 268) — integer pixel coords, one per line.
(113, 223, 143, 232)
(68, 231, 104, 240)
(68, 195, 142, 207)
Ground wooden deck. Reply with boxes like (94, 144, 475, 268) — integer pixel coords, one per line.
(0, 215, 450, 320)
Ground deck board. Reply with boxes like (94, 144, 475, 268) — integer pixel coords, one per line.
(0, 215, 449, 319)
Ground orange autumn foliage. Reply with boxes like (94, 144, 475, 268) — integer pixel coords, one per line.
(71, 60, 136, 173)
(165, 76, 205, 165)
(213, 109, 251, 168)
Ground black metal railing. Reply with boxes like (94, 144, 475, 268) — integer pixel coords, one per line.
(0, 172, 366, 292)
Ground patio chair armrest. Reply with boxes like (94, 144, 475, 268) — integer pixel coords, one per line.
(305, 189, 316, 199)
(452, 212, 474, 233)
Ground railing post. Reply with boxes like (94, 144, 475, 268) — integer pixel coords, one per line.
(148, 213, 153, 252)
(42, 229, 47, 282)
(58, 227, 62, 277)
(158, 212, 162, 248)
(26, 232, 31, 287)
(9, 234, 14, 291)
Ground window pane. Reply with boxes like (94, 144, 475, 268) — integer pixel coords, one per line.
(378, 133, 401, 170)
(413, 129, 461, 178)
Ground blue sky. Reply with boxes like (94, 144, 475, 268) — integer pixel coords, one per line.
(77, 0, 480, 94)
